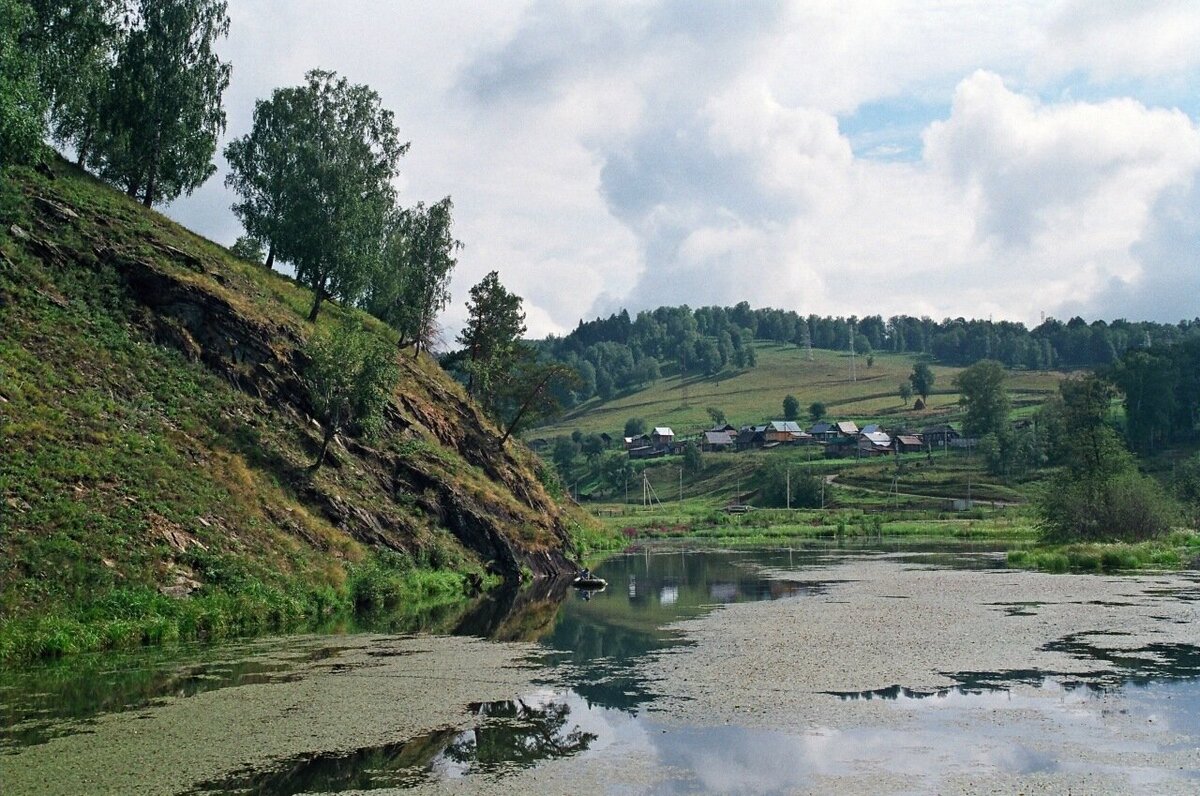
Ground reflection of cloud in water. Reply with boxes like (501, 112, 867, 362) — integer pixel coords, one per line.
(708, 582, 737, 603)
(646, 721, 1055, 793)
(551, 679, 1200, 793)
(659, 585, 678, 605)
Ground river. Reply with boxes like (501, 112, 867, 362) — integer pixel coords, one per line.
(2, 542, 1198, 794)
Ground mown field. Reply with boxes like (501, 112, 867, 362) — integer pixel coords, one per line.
(533, 344, 1064, 439)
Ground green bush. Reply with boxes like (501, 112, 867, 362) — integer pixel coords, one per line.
(1037, 470, 1177, 543)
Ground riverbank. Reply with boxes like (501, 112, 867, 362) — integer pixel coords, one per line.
(1006, 531, 1200, 572)
(4, 546, 1199, 794)
(593, 503, 1200, 572)
(0, 554, 493, 664)
(596, 502, 1037, 545)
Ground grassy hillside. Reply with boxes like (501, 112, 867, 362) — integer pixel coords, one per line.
(535, 343, 1064, 438)
(0, 158, 596, 661)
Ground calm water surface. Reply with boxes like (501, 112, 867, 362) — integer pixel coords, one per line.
(3, 543, 1198, 794)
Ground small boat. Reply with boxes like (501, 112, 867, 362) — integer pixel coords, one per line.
(572, 575, 607, 590)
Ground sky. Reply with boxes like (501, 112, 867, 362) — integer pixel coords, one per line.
(164, 0, 1200, 338)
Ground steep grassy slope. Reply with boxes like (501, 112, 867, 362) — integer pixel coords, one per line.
(535, 344, 1064, 439)
(0, 159, 594, 659)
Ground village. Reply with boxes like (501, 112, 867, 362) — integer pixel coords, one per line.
(621, 420, 968, 459)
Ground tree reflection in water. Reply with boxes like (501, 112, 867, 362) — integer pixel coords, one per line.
(188, 696, 596, 794)
(444, 698, 598, 773)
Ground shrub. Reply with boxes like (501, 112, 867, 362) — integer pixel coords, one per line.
(1037, 470, 1176, 543)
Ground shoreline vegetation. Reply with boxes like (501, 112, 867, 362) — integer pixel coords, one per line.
(0, 554, 495, 664)
(589, 503, 1200, 572)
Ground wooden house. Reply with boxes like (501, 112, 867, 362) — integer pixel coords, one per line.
(835, 421, 859, 438)
(737, 425, 768, 450)
(922, 424, 960, 448)
(808, 422, 838, 442)
(857, 431, 892, 456)
(895, 434, 924, 453)
(651, 427, 675, 448)
(701, 430, 735, 451)
(764, 421, 803, 444)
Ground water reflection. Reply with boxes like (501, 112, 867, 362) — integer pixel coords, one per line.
(188, 693, 599, 795)
(6, 545, 1200, 794)
(530, 549, 837, 713)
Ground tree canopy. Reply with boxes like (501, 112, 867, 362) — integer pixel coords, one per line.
(457, 271, 527, 404)
(782, 394, 800, 421)
(910, 361, 935, 401)
(953, 359, 1009, 439)
(1, 0, 48, 166)
(225, 69, 408, 321)
(88, 0, 231, 206)
(303, 323, 399, 470)
(364, 197, 460, 355)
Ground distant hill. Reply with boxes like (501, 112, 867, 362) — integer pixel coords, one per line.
(529, 303, 1198, 419)
(530, 343, 1064, 440)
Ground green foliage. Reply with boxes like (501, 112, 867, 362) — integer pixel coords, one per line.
(624, 417, 647, 437)
(1173, 454, 1200, 526)
(910, 361, 935, 401)
(229, 235, 265, 264)
(0, 0, 46, 166)
(899, 381, 912, 405)
(1109, 340, 1200, 453)
(979, 427, 1042, 479)
(757, 460, 821, 508)
(1008, 533, 1199, 573)
(682, 441, 703, 474)
(363, 196, 460, 355)
(226, 69, 407, 320)
(456, 270, 526, 406)
(552, 436, 578, 481)
(1033, 374, 1175, 543)
(782, 394, 799, 421)
(493, 354, 581, 446)
(809, 401, 826, 422)
(88, 0, 231, 205)
(27, 0, 122, 163)
(706, 407, 726, 426)
(954, 360, 1010, 438)
(303, 323, 400, 468)
(1036, 465, 1176, 544)
(600, 452, 633, 496)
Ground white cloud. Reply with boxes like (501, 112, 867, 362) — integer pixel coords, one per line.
(1038, 0, 1200, 82)
(156, 1, 1200, 337)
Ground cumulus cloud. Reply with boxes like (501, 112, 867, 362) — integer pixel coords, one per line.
(157, 1, 1200, 336)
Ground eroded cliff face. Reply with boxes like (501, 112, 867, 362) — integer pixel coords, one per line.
(2, 161, 583, 588)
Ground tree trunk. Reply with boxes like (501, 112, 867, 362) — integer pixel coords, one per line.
(313, 426, 335, 470)
(143, 136, 161, 207)
(76, 131, 92, 167)
(264, 242, 275, 270)
(497, 372, 554, 448)
(307, 287, 325, 322)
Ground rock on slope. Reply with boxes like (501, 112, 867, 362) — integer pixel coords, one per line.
(0, 159, 585, 622)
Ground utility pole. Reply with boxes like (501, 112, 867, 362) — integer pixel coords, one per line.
(679, 467, 683, 504)
(786, 467, 791, 510)
(680, 350, 689, 408)
(848, 321, 857, 383)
